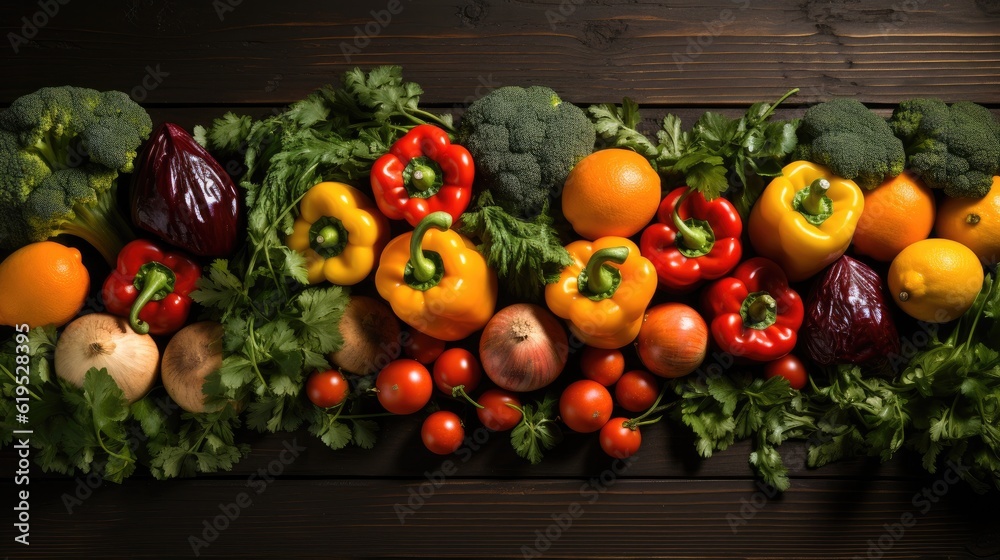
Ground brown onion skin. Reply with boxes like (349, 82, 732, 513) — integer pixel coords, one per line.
(480, 303, 568, 392)
(636, 303, 708, 378)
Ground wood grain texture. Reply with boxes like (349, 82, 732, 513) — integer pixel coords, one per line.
(4, 478, 997, 559)
(1, 0, 999, 105)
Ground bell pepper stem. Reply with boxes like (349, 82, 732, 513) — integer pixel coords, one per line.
(315, 225, 340, 250)
(410, 163, 437, 192)
(801, 178, 831, 216)
(410, 211, 453, 283)
(672, 189, 711, 250)
(747, 294, 777, 324)
(129, 263, 176, 335)
(585, 247, 630, 295)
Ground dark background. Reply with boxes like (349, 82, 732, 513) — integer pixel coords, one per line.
(2, 0, 999, 558)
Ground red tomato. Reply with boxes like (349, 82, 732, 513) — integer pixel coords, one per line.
(306, 370, 349, 408)
(421, 410, 465, 455)
(432, 348, 482, 395)
(615, 370, 659, 413)
(376, 359, 433, 414)
(404, 330, 446, 364)
(559, 380, 613, 433)
(580, 346, 626, 386)
(476, 389, 523, 431)
(764, 354, 808, 390)
(600, 417, 642, 459)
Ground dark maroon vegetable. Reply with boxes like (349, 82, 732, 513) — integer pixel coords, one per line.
(801, 255, 900, 367)
(131, 123, 242, 257)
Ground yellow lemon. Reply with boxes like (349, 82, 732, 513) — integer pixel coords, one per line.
(888, 238, 984, 323)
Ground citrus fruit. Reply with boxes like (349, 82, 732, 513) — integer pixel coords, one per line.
(561, 148, 661, 240)
(935, 175, 1000, 266)
(0, 241, 90, 328)
(852, 171, 935, 262)
(887, 238, 984, 323)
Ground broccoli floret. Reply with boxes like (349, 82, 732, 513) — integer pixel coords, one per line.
(0, 86, 151, 263)
(793, 98, 905, 190)
(889, 98, 1000, 198)
(459, 86, 595, 217)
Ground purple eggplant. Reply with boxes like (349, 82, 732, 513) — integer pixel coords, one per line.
(131, 123, 242, 257)
(801, 255, 901, 367)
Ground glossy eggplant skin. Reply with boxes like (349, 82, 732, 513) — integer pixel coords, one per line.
(802, 255, 901, 366)
(131, 123, 242, 257)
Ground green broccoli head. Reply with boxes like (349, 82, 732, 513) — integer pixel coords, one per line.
(459, 86, 595, 217)
(889, 99, 1000, 198)
(0, 86, 151, 262)
(793, 98, 905, 190)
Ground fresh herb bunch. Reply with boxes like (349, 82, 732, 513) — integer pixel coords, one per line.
(807, 272, 1000, 492)
(192, 66, 454, 456)
(588, 89, 800, 218)
(509, 393, 563, 464)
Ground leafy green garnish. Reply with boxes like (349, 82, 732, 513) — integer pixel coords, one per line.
(510, 394, 563, 464)
(460, 191, 573, 302)
(588, 88, 800, 217)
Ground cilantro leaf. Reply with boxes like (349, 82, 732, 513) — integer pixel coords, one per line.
(510, 394, 562, 464)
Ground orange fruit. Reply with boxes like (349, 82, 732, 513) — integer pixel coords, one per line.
(561, 148, 661, 240)
(935, 175, 1000, 266)
(852, 171, 935, 262)
(887, 238, 984, 324)
(0, 241, 90, 328)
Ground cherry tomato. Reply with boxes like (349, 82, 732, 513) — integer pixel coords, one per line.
(615, 370, 659, 413)
(764, 354, 808, 390)
(559, 379, 613, 433)
(376, 359, 433, 414)
(580, 346, 626, 386)
(433, 348, 482, 395)
(600, 417, 642, 459)
(476, 389, 523, 431)
(404, 330, 446, 364)
(306, 370, 350, 408)
(421, 410, 465, 455)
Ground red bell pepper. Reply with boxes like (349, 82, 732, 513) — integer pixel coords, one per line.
(639, 187, 742, 293)
(102, 239, 202, 335)
(370, 124, 474, 227)
(701, 257, 804, 363)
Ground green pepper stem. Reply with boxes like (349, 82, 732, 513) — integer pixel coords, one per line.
(747, 294, 777, 324)
(315, 225, 340, 250)
(410, 163, 437, 192)
(672, 189, 711, 250)
(129, 263, 176, 335)
(410, 211, 453, 283)
(801, 178, 831, 216)
(585, 246, 629, 295)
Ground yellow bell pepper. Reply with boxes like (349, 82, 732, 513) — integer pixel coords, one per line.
(748, 161, 865, 282)
(287, 182, 389, 286)
(375, 211, 497, 341)
(545, 237, 657, 349)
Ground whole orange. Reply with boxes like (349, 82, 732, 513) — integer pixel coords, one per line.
(0, 241, 90, 328)
(852, 171, 935, 262)
(561, 149, 661, 240)
(935, 175, 1000, 266)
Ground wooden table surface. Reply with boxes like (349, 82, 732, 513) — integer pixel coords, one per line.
(2, 1, 1000, 558)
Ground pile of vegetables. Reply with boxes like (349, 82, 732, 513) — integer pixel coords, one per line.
(2, 68, 1000, 494)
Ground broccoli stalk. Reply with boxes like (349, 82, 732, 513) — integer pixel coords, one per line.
(0, 87, 152, 263)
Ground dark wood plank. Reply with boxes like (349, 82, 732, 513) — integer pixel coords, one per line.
(7, 478, 998, 558)
(1, 0, 998, 106)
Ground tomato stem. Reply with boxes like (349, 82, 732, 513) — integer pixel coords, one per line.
(452, 384, 485, 409)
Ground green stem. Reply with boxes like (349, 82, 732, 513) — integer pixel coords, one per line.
(757, 88, 800, 122)
(94, 424, 133, 464)
(410, 163, 437, 192)
(0, 364, 42, 401)
(410, 211, 452, 283)
(315, 225, 340, 249)
(585, 247, 629, 295)
(672, 189, 711, 251)
(452, 385, 485, 409)
(801, 178, 831, 216)
(747, 294, 777, 325)
(623, 387, 676, 430)
(128, 263, 176, 335)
